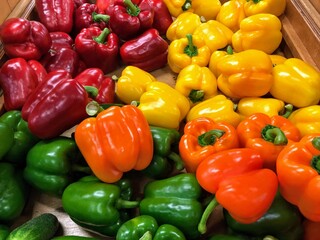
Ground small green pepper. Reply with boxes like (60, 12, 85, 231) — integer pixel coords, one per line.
(0, 224, 10, 240)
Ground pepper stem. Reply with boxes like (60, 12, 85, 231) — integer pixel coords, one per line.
(198, 130, 225, 147)
(261, 125, 288, 145)
(84, 86, 99, 98)
(93, 28, 110, 44)
(116, 198, 140, 209)
(252, 0, 261, 3)
(198, 196, 219, 234)
(86, 101, 104, 116)
(139, 231, 152, 240)
(124, 0, 141, 16)
(182, 0, 192, 11)
(92, 12, 110, 23)
(311, 137, 320, 174)
(189, 89, 205, 103)
(71, 164, 92, 174)
(184, 34, 198, 57)
(168, 152, 185, 171)
(312, 137, 320, 150)
(226, 45, 234, 55)
(279, 104, 293, 118)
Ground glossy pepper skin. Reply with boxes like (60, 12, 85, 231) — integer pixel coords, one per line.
(137, 81, 190, 129)
(270, 58, 320, 108)
(196, 148, 278, 233)
(237, 113, 301, 170)
(232, 13, 282, 54)
(244, 0, 286, 17)
(0, 163, 28, 223)
(49, 32, 74, 51)
(0, 225, 9, 240)
(75, 105, 153, 183)
(116, 215, 187, 240)
(35, 0, 74, 33)
(62, 175, 140, 237)
(0, 18, 51, 60)
(120, 28, 168, 72)
(75, 27, 120, 74)
(179, 117, 239, 173)
(23, 136, 90, 195)
(276, 134, 320, 222)
(224, 191, 304, 240)
(139, 173, 203, 239)
(162, 0, 190, 18)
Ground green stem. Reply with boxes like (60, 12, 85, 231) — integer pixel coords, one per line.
(182, 0, 192, 11)
(92, 12, 110, 23)
(116, 198, 140, 209)
(198, 196, 219, 234)
(84, 86, 99, 98)
(198, 130, 225, 147)
(311, 137, 320, 174)
(124, 0, 140, 16)
(93, 28, 110, 44)
(86, 101, 104, 116)
(189, 89, 205, 103)
(131, 101, 140, 107)
(184, 34, 198, 57)
(226, 45, 234, 54)
(261, 125, 288, 145)
(312, 137, 320, 150)
(252, 0, 261, 3)
(71, 164, 92, 174)
(280, 104, 293, 118)
(168, 152, 185, 171)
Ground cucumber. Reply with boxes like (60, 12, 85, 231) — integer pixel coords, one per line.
(6, 213, 59, 240)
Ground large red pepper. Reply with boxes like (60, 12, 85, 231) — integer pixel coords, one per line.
(35, 0, 74, 33)
(75, 27, 120, 74)
(120, 28, 168, 72)
(0, 58, 40, 111)
(27, 60, 48, 84)
(0, 18, 52, 60)
(49, 32, 74, 51)
(108, 0, 154, 40)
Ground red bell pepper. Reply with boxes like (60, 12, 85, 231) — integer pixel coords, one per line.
(108, 0, 154, 40)
(0, 18, 52, 60)
(28, 60, 48, 84)
(35, 0, 74, 33)
(120, 28, 168, 72)
(74, 0, 91, 8)
(196, 148, 278, 233)
(74, 3, 110, 34)
(74, 27, 120, 74)
(0, 58, 39, 111)
(96, 0, 116, 12)
(49, 32, 74, 51)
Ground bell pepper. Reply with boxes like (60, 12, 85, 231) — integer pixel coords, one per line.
(179, 117, 240, 173)
(0, 58, 39, 111)
(175, 64, 218, 104)
(216, 49, 274, 99)
(49, 32, 74, 51)
(196, 148, 278, 233)
(95, 0, 114, 12)
(224, 191, 304, 240)
(35, 0, 74, 33)
(28, 59, 48, 84)
(270, 54, 287, 66)
(270, 58, 320, 108)
(108, 0, 154, 40)
(136, 81, 190, 129)
(244, 0, 286, 17)
(0, 17, 52, 60)
(74, 68, 115, 104)
(216, 0, 246, 32)
(0, 225, 9, 240)
(186, 94, 242, 128)
(208, 46, 234, 78)
(23, 136, 91, 195)
(237, 113, 301, 170)
(162, 0, 191, 18)
(74, 3, 110, 34)
(116, 215, 187, 240)
(0, 162, 28, 223)
(21, 71, 89, 139)
(276, 133, 320, 222)
(232, 13, 282, 54)
(0, 121, 14, 161)
(62, 175, 140, 237)
(303, 219, 320, 240)
(120, 28, 168, 72)
(236, 97, 293, 118)
(142, 126, 184, 179)
(0, 110, 39, 164)
(75, 105, 153, 183)
(193, 20, 234, 53)
(167, 34, 211, 73)
(139, 173, 203, 239)
(288, 105, 320, 137)
(75, 27, 120, 74)
(166, 12, 202, 42)
(207, 234, 248, 240)
(115, 66, 157, 104)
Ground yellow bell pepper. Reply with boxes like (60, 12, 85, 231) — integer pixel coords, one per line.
(244, 0, 286, 17)
(193, 20, 234, 53)
(208, 46, 234, 78)
(137, 81, 190, 129)
(186, 94, 242, 127)
(115, 66, 156, 104)
(288, 105, 320, 137)
(175, 64, 218, 104)
(167, 34, 211, 73)
(270, 58, 320, 108)
(216, 49, 274, 99)
(216, 0, 246, 32)
(270, 54, 287, 66)
(232, 13, 282, 54)
(163, 0, 192, 18)
(166, 12, 202, 42)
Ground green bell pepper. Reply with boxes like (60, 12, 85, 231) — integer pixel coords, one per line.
(0, 110, 39, 164)
(224, 191, 304, 240)
(23, 136, 91, 195)
(0, 162, 28, 223)
(142, 126, 184, 179)
(139, 173, 203, 239)
(116, 215, 186, 240)
(0, 224, 10, 240)
(62, 175, 140, 237)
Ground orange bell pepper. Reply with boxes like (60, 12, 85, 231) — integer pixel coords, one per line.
(303, 219, 320, 240)
(237, 113, 301, 171)
(277, 133, 320, 222)
(179, 117, 239, 173)
(75, 105, 153, 183)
